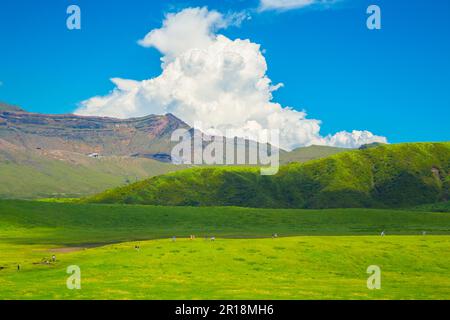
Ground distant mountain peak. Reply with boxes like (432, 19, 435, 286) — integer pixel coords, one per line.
(0, 102, 26, 113)
(165, 113, 189, 126)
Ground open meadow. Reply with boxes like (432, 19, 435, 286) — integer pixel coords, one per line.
(0, 200, 449, 299)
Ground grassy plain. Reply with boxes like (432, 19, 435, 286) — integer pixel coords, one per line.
(0, 200, 449, 299)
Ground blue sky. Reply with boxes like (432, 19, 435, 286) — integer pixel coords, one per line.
(0, 0, 449, 144)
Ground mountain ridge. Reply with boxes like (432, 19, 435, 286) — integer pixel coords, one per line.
(0, 107, 189, 156)
(0, 102, 349, 199)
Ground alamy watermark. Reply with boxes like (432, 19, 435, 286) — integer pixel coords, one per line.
(367, 265, 381, 290)
(171, 123, 280, 175)
(66, 265, 81, 290)
(66, 5, 81, 30)
(367, 5, 381, 30)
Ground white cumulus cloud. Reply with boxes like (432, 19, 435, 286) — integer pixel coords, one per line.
(75, 7, 387, 150)
(322, 130, 387, 149)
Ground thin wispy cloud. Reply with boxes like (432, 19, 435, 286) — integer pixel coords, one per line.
(259, 0, 338, 12)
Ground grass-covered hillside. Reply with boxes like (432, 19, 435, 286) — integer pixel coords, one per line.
(0, 144, 342, 199)
(88, 142, 450, 208)
(0, 141, 184, 199)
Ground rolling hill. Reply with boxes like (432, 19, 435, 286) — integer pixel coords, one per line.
(0, 143, 344, 199)
(88, 142, 450, 208)
(0, 102, 350, 199)
(0, 138, 184, 199)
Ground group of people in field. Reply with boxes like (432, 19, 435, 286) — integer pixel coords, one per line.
(168, 234, 280, 242)
(380, 231, 427, 236)
(15, 230, 430, 272)
(168, 230, 428, 241)
(171, 235, 215, 241)
(17, 255, 56, 272)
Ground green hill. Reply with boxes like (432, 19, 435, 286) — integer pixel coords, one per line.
(88, 142, 450, 208)
(0, 102, 349, 199)
(280, 145, 348, 164)
(0, 141, 184, 199)
(0, 144, 344, 199)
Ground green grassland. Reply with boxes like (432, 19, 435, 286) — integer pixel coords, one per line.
(0, 200, 449, 299)
(1, 236, 449, 300)
(89, 142, 450, 209)
(2, 200, 450, 245)
(412, 201, 450, 212)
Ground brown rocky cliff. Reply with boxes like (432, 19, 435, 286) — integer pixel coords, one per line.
(0, 110, 189, 156)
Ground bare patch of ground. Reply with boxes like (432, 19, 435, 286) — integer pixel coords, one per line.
(49, 247, 85, 253)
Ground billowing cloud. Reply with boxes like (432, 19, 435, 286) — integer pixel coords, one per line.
(138, 8, 224, 63)
(259, 0, 337, 11)
(322, 130, 387, 149)
(138, 8, 248, 63)
(75, 7, 387, 150)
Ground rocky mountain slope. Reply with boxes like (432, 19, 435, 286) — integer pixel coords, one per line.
(0, 107, 188, 156)
(0, 102, 189, 198)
